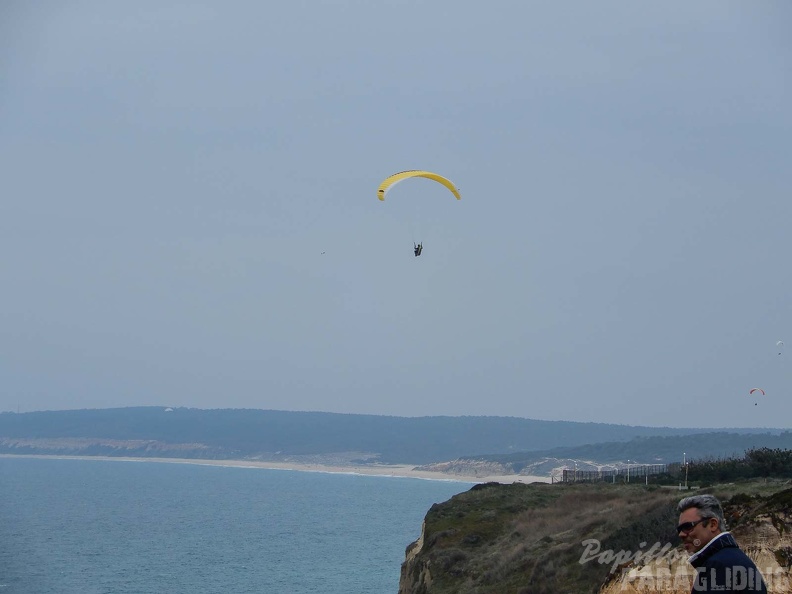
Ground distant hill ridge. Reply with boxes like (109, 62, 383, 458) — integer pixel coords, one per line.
(0, 407, 785, 465)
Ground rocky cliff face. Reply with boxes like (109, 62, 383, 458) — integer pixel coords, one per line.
(398, 481, 792, 594)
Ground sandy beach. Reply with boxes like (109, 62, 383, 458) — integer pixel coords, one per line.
(1, 453, 550, 484)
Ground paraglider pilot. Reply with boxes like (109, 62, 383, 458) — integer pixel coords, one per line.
(414, 242, 423, 257)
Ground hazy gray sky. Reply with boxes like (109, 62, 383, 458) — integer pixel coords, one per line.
(2, 1, 790, 428)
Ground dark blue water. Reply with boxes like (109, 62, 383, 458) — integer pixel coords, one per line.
(0, 457, 469, 594)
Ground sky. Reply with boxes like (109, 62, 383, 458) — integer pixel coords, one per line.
(1, 1, 791, 428)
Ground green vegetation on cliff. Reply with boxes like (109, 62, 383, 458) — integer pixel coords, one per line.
(400, 482, 680, 593)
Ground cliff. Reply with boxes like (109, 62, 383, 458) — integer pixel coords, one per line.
(398, 481, 792, 594)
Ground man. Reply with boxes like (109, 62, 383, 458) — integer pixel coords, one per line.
(413, 242, 423, 257)
(677, 494, 767, 593)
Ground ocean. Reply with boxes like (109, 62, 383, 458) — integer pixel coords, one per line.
(0, 457, 470, 594)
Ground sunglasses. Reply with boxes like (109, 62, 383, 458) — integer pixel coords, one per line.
(676, 518, 709, 533)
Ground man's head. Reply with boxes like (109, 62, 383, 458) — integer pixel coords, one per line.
(677, 494, 726, 554)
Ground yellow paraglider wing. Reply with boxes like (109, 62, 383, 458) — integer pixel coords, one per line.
(377, 170, 461, 202)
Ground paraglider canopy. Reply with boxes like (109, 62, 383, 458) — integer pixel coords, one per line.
(377, 170, 461, 201)
(749, 388, 765, 406)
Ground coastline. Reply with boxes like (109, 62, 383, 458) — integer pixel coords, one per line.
(0, 453, 550, 484)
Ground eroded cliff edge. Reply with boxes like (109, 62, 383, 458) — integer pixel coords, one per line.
(399, 481, 792, 594)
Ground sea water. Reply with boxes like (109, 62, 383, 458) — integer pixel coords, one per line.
(0, 457, 469, 594)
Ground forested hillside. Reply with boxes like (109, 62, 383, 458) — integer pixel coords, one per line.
(472, 431, 792, 471)
(0, 407, 784, 465)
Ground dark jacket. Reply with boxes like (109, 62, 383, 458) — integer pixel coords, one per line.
(689, 532, 767, 593)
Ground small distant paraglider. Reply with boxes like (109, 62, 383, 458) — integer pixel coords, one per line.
(749, 388, 765, 406)
(777, 340, 784, 355)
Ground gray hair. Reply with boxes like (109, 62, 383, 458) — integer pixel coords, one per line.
(677, 494, 727, 531)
